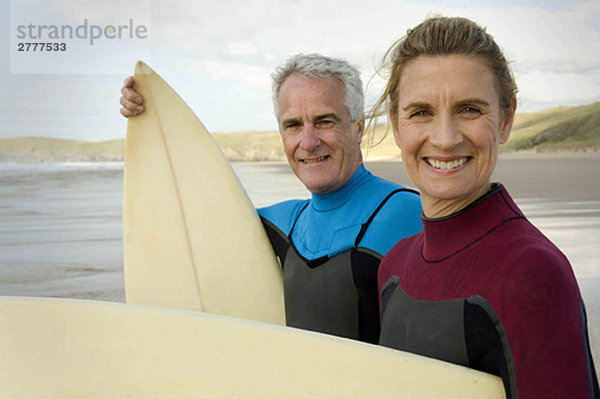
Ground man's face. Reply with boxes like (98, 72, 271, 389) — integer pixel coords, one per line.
(277, 74, 363, 194)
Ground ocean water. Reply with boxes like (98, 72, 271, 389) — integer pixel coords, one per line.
(0, 162, 126, 301)
(0, 159, 599, 361)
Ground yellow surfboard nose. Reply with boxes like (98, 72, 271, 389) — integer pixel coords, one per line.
(123, 61, 285, 325)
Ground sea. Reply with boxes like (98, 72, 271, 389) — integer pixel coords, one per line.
(0, 158, 599, 362)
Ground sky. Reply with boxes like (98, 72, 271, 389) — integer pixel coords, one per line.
(1, 0, 599, 142)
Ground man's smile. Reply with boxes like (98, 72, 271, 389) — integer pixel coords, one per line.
(300, 155, 330, 164)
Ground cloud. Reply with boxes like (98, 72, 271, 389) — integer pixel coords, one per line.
(46, 0, 151, 25)
(518, 70, 600, 104)
(473, 4, 600, 73)
(3, 0, 600, 139)
(148, 0, 600, 78)
(157, 0, 600, 119)
(225, 41, 258, 56)
(148, 0, 429, 64)
(202, 60, 272, 91)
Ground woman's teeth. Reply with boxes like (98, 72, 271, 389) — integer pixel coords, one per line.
(427, 158, 467, 170)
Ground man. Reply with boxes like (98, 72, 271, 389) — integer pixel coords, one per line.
(120, 54, 423, 343)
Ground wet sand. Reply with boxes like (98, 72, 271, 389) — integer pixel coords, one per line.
(366, 151, 600, 201)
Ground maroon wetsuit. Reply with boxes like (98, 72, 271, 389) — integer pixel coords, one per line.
(378, 184, 598, 398)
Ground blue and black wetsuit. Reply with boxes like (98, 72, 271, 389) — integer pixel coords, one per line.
(258, 165, 422, 343)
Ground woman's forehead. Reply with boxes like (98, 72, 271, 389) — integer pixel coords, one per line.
(397, 55, 500, 104)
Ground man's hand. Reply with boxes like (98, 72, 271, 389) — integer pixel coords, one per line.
(120, 76, 145, 118)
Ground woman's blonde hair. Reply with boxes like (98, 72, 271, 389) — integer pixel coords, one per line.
(365, 16, 517, 142)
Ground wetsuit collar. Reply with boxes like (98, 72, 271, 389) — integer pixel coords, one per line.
(311, 164, 369, 212)
(421, 184, 526, 262)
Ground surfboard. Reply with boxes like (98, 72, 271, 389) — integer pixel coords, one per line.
(123, 61, 285, 324)
(0, 296, 505, 398)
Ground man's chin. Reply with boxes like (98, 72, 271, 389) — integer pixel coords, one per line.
(302, 177, 341, 194)
(298, 175, 326, 192)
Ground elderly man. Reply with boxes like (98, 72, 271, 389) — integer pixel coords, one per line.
(120, 54, 422, 343)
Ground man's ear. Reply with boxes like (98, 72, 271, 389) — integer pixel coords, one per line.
(499, 99, 517, 144)
(352, 119, 364, 144)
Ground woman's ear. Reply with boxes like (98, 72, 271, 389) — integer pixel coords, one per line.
(499, 99, 517, 144)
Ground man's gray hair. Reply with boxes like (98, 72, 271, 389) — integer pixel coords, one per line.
(271, 53, 364, 122)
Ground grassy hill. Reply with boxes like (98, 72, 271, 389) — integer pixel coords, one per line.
(503, 102, 600, 152)
(1, 102, 597, 162)
(213, 130, 284, 161)
(213, 124, 401, 162)
(0, 137, 125, 162)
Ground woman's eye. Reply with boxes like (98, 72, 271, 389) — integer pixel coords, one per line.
(461, 106, 481, 115)
(409, 110, 430, 118)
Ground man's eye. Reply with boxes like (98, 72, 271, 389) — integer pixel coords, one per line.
(283, 122, 301, 131)
(316, 120, 335, 128)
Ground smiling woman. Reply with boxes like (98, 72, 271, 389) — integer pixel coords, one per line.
(369, 16, 599, 399)
(392, 54, 514, 218)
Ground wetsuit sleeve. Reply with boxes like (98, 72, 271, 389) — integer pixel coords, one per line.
(499, 246, 596, 398)
(358, 190, 423, 257)
(260, 216, 289, 263)
(257, 200, 306, 236)
(257, 200, 307, 264)
(377, 236, 421, 302)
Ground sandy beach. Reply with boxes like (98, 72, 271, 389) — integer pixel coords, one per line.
(0, 152, 599, 367)
(366, 151, 600, 200)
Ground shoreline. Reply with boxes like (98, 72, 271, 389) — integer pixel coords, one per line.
(1, 148, 599, 166)
(234, 148, 600, 165)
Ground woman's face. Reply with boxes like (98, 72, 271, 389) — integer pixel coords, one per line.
(391, 54, 516, 218)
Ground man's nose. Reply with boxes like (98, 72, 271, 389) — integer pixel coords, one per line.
(299, 124, 321, 151)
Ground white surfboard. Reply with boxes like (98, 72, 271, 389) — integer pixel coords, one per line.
(0, 297, 505, 398)
(123, 61, 285, 324)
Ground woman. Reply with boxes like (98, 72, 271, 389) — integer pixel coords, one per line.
(371, 17, 598, 398)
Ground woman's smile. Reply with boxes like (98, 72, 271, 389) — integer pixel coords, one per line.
(391, 54, 515, 218)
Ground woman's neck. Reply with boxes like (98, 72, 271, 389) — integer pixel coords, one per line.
(421, 183, 493, 219)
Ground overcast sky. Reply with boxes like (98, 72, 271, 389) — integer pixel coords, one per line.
(1, 0, 599, 142)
